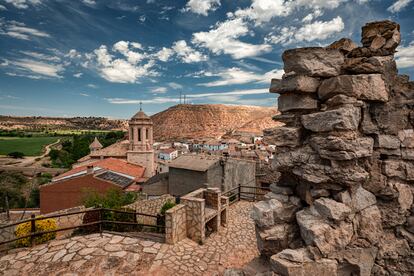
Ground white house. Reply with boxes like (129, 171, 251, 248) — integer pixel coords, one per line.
(158, 148, 178, 160)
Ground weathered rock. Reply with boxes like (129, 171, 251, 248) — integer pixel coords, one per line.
(264, 127, 301, 147)
(310, 189, 330, 199)
(350, 186, 377, 212)
(398, 129, 414, 148)
(361, 20, 400, 52)
(357, 205, 383, 244)
(324, 95, 361, 108)
(375, 134, 400, 149)
(282, 47, 344, 77)
(382, 160, 406, 179)
(296, 207, 353, 255)
(318, 74, 389, 102)
(270, 184, 293, 195)
(270, 75, 320, 94)
(407, 216, 414, 234)
(278, 93, 318, 112)
(270, 249, 337, 276)
(256, 223, 300, 257)
(329, 247, 377, 276)
(394, 182, 413, 211)
(327, 38, 358, 54)
(314, 198, 352, 221)
(251, 201, 275, 228)
(342, 56, 396, 74)
(301, 106, 361, 132)
(223, 268, 246, 276)
(310, 136, 373, 160)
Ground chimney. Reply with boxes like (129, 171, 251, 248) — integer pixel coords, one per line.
(87, 165, 94, 174)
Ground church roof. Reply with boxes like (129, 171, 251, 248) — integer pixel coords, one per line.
(89, 137, 103, 149)
(131, 109, 150, 120)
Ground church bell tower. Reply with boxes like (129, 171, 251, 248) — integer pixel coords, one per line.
(126, 104, 155, 178)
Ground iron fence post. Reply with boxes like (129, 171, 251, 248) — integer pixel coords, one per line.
(238, 185, 241, 201)
(99, 207, 103, 237)
(30, 214, 36, 247)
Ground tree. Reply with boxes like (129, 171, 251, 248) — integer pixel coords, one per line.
(0, 172, 28, 209)
(27, 188, 40, 208)
(7, 152, 24, 159)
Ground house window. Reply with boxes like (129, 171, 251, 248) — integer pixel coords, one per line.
(146, 128, 149, 140)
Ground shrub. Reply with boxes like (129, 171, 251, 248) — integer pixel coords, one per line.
(160, 200, 176, 215)
(15, 217, 57, 247)
(7, 151, 24, 159)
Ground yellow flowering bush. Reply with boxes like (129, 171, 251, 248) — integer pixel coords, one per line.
(15, 217, 57, 247)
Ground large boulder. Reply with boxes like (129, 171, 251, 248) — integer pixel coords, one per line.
(270, 75, 320, 94)
(301, 106, 361, 132)
(329, 248, 377, 276)
(310, 136, 374, 160)
(296, 207, 353, 255)
(282, 47, 344, 77)
(361, 20, 400, 52)
(342, 56, 396, 75)
(264, 127, 301, 147)
(318, 74, 389, 102)
(314, 198, 352, 221)
(270, 248, 337, 276)
(256, 223, 300, 257)
(278, 93, 318, 112)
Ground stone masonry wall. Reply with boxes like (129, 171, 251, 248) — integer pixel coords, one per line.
(125, 194, 175, 225)
(165, 204, 187, 245)
(253, 20, 414, 276)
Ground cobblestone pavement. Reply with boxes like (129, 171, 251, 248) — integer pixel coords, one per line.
(150, 200, 259, 275)
(0, 201, 258, 276)
(0, 233, 163, 276)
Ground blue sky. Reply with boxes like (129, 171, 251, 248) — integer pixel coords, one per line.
(0, 0, 413, 118)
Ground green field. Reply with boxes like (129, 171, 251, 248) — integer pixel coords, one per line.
(0, 136, 60, 156)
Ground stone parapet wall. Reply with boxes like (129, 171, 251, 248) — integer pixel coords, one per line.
(254, 20, 414, 276)
(165, 204, 187, 244)
(125, 194, 174, 224)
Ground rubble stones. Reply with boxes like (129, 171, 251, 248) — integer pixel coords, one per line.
(310, 136, 373, 160)
(270, 75, 320, 94)
(318, 74, 389, 102)
(254, 20, 414, 276)
(314, 198, 352, 221)
(278, 93, 318, 112)
(264, 127, 301, 147)
(282, 47, 344, 77)
(301, 106, 361, 132)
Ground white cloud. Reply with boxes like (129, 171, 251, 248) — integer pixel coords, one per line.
(82, 0, 96, 5)
(183, 0, 221, 16)
(0, 4, 7, 10)
(0, 20, 50, 40)
(192, 18, 272, 59)
(113, 40, 145, 64)
(302, 9, 323, 22)
(7, 58, 63, 78)
(387, 0, 412, 13)
(79, 93, 90, 97)
(152, 87, 168, 94)
(93, 44, 157, 83)
(395, 42, 414, 68)
(87, 84, 98, 88)
(172, 40, 208, 63)
(73, 72, 83, 78)
(168, 82, 183, 89)
(106, 88, 269, 105)
(198, 67, 284, 87)
(155, 47, 174, 62)
(139, 15, 146, 22)
(266, 16, 344, 45)
(20, 51, 61, 62)
(4, 0, 41, 9)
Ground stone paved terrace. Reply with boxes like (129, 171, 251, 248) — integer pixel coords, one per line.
(0, 201, 263, 276)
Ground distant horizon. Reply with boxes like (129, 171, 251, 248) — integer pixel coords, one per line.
(0, 0, 413, 118)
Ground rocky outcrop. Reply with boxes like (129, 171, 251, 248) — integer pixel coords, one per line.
(252, 20, 414, 276)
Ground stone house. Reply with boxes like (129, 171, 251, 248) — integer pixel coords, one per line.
(158, 148, 178, 161)
(40, 158, 145, 213)
(168, 154, 256, 196)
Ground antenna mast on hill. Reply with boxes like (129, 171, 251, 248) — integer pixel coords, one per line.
(184, 94, 186, 104)
(139, 101, 142, 111)
(179, 92, 182, 104)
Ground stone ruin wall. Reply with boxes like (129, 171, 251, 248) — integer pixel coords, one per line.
(253, 20, 414, 275)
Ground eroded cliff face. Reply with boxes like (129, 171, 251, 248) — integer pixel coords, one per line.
(253, 20, 414, 275)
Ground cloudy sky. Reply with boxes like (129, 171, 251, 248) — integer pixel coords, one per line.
(0, 0, 413, 118)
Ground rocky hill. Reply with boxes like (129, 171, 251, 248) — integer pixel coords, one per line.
(0, 116, 128, 131)
(151, 104, 280, 141)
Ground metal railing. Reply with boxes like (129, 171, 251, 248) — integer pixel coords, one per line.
(0, 207, 165, 250)
(223, 185, 271, 205)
